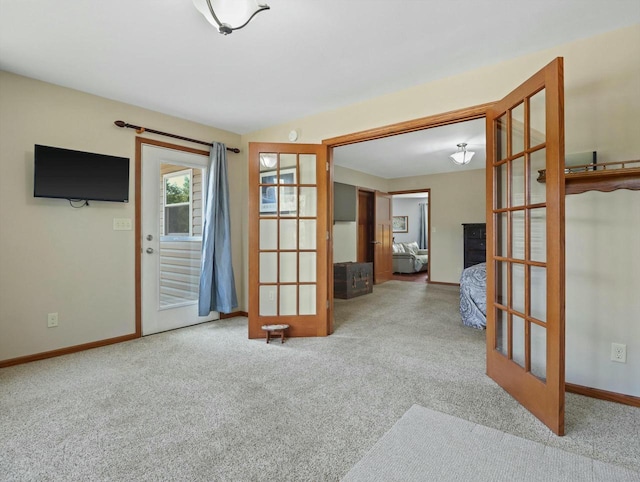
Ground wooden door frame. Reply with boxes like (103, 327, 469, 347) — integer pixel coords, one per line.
(322, 103, 493, 334)
(389, 189, 431, 281)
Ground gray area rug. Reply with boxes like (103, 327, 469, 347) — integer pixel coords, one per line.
(1, 281, 638, 480)
(343, 405, 640, 482)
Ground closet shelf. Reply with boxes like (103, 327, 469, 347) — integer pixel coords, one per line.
(537, 160, 640, 195)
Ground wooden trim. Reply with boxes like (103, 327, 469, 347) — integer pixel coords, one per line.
(135, 137, 210, 159)
(356, 186, 376, 193)
(566, 383, 640, 408)
(537, 162, 640, 195)
(135, 139, 143, 337)
(566, 167, 640, 195)
(427, 281, 460, 287)
(322, 103, 495, 148)
(0, 333, 138, 368)
(389, 189, 430, 195)
(220, 311, 248, 319)
(327, 148, 335, 335)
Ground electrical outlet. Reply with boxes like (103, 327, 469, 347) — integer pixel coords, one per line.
(47, 312, 59, 328)
(611, 343, 626, 363)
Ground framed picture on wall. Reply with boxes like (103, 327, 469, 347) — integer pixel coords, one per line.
(392, 215, 408, 233)
(260, 168, 296, 214)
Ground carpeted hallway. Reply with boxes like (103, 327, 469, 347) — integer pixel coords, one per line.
(1, 281, 638, 480)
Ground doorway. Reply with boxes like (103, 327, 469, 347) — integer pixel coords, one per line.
(136, 138, 217, 336)
(324, 58, 566, 435)
(390, 190, 430, 283)
(331, 116, 486, 286)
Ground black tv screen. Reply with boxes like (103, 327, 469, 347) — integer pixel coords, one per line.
(34, 145, 130, 203)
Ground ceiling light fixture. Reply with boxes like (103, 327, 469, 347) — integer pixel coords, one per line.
(260, 154, 277, 169)
(193, 0, 270, 35)
(449, 143, 475, 165)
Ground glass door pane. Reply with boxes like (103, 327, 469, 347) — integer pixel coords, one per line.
(251, 145, 324, 332)
(486, 59, 564, 435)
(159, 164, 204, 309)
(493, 87, 554, 380)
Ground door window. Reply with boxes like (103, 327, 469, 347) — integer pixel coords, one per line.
(163, 169, 192, 236)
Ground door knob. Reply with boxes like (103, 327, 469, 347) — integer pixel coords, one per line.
(146, 247, 154, 254)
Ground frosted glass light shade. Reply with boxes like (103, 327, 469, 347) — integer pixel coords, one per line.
(260, 154, 277, 168)
(450, 151, 475, 165)
(193, 0, 270, 35)
(450, 143, 475, 165)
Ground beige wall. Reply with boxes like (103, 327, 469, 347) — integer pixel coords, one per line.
(565, 190, 640, 396)
(332, 164, 486, 281)
(0, 71, 242, 362)
(333, 165, 389, 263)
(2, 25, 638, 394)
(242, 25, 640, 395)
(389, 169, 486, 283)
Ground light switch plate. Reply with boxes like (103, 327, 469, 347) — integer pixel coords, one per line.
(113, 218, 132, 231)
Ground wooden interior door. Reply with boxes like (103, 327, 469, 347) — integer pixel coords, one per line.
(374, 191, 392, 284)
(248, 143, 329, 338)
(357, 189, 374, 263)
(486, 58, 565, 435)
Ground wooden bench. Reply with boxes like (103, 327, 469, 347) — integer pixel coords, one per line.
(261, 324, 290, 344)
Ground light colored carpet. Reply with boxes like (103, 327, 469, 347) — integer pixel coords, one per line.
(1, 281, 638, 480)
(343, 404, 640, 482)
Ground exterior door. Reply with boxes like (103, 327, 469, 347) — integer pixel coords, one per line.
(248, 143, 328, 338)
(139, 140, 216, 335)
(374, 191, 393, 284)
(486, 58, 565, 435)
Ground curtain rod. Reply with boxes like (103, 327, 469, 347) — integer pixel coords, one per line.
(114, 120, 240, 153)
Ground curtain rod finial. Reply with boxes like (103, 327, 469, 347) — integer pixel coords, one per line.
(114, 120, 126, 128)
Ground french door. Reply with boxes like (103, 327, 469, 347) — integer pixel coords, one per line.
(486, 58, 565, 435)
(248, 143, 329, 338)
(138, 139, 216, 336)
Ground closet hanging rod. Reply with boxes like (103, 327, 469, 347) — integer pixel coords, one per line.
(114, 120, 240, 153)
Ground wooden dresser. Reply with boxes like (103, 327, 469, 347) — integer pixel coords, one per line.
(462, 223, 486, 269)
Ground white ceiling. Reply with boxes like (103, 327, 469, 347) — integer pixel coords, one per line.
(1, 1, 638, 137)
(333, 118, 486, 178)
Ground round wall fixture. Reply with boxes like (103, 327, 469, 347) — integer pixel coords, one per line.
(288, 129, 299, 142)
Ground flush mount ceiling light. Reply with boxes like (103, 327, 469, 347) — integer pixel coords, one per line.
(449, 143, 475, 165)
(193, 0, 270, 35)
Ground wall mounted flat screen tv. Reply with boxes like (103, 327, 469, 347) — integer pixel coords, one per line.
(334, 182, 356, 222)
(34, 145, 130, 203)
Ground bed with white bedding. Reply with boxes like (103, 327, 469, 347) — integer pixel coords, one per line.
(459, 262, 487, 329)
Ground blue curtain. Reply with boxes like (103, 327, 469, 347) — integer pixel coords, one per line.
(198, 142, 238, 315)
(418, 202, 428, 250)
